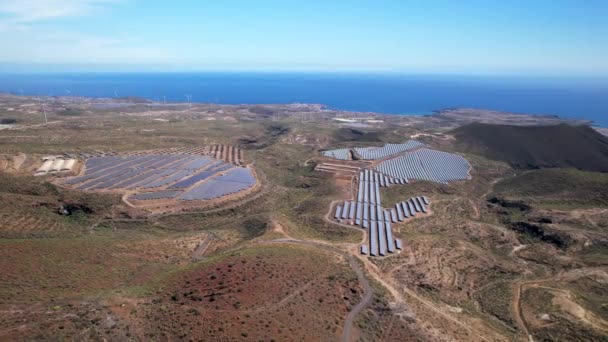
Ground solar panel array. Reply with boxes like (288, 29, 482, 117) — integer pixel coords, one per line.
(335, 169, 428, 257)
(179, 167, 256, 200)
(353, 140, 425, 160)
(64, 152, 257, 204)
(375, 148, 471, 184)
(323, 140, 424, 161)
(322, 148, 351, 160)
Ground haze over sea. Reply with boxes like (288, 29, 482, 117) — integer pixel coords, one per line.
(0, 73, 606, 127)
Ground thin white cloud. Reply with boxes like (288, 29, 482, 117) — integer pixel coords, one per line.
(0, 0, 124, 22)
(0, 28, 173, 64)
(0, 0, 173, 66)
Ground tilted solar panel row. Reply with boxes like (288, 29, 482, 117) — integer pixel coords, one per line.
(181, 156, 214, 170)
(140, 155, 186, 170)
(84, 155, 156, 175)
(211, 163, 235, 173)
(322, 148, 351, 160)
(215, 167, 254, 184)
(180, 178, 254, 200)
(123, 169, 180, 189)
(165, 155, 200, 169)
(143, 169, 194, 188)
(378, 222, 387, 256)
(76, 155, 159, 184)
(131, 190, 183, 200)
(169, 171, 216, 189)
(76, 167, 133, 189)
(395, 239, 403, 250)
(84, 156, 121, 169)
(386, 222, 396, 253)
(369, 222, 378, 256)
(348, 201, 356, 219)
(341, 201, 350, 219)
(354, 140, 424, 160)
(374, 148, 471, 185)
(89, 168, 152, 189)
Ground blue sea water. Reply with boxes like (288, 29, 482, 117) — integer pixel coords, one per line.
(0, 72, 606, 127)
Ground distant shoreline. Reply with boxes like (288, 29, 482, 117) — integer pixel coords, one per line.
(0, 92, 601, 130)
(0, 69, 605, 128)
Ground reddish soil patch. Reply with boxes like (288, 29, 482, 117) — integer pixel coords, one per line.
(135, 245, 362, 341)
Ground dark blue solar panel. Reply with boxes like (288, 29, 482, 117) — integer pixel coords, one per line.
(179, 168, 256, 200)
(143, 170, 193, 188)
(85, 155, 154, 174)
(212, 163, 234, 172)
(171, 156, 205, 170)
(180, 179, 252, 200)
(169, 171, 215, 189)
(215, 167, 255, 184)
(181, 157, 214, 170)
(160, 155, 193, 169)
(89, 168, 147, 189)
(124, 170, 177, 189)
(131, 190, 183, 200)
(77, 168, 132, 189)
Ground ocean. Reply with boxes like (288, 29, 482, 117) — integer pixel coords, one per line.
(0, 72, 606, 127)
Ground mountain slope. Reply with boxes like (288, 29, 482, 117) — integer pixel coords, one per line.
(452, 123, 608, 172)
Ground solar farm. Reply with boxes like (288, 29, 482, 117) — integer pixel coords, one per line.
(60, 146, 258, 209)
(324, 140, 472, 257)
(322, 140, 425, 161)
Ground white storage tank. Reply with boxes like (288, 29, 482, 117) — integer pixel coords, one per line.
(61, 159, 76, 171)
(49, 159, 64, 172)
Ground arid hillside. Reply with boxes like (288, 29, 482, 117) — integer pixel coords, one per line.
(452, 123, 608, 172)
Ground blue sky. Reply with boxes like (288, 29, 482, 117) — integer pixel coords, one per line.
(0, 0, 606, 75)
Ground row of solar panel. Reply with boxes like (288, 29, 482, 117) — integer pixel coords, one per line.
(69, 155, 234, 191)
(335, 196, 429, 225)
(83, 154, 210, 178)
(353, 140, 425, 160)
(361, 220, 402, 256)
(375, 148, 471, 184)
(323, 140, 424, 161)
(134, 167, 256, 201)
(333, 166, 433, 256)
(72, 154, 195, 185)
(321, 148, 351, 160)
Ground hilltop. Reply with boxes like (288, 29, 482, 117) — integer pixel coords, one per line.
(452, 123, 608, 172)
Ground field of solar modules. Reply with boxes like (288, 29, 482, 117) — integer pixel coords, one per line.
(61, 149, 258, 208)
(375, 148, 471, 184)
(327, 142, 471, 257)
(117, 145, 244, 165)
(322, 148, 351, 160)
(323, 140, 424, 161)
(333, 170, 428, 257)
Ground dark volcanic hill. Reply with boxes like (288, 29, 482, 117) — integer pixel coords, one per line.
(452, 123, 608, 172)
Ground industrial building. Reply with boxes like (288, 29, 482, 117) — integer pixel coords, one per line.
(35, 157, 77, 176)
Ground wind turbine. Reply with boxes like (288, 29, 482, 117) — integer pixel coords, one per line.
(40, 99, 48, 125)
(185, 94, 192, 108)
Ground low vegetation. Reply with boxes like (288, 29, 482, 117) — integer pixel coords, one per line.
(493, 168, 608, 208)
(452, 123, 608, 172)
